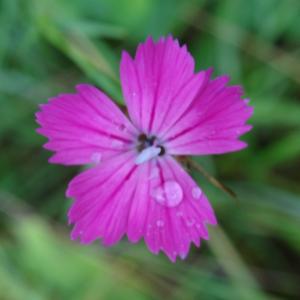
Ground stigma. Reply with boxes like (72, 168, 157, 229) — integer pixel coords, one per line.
(135, 146, 161, 165)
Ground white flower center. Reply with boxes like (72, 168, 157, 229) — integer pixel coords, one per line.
(135, 146, 161, 165)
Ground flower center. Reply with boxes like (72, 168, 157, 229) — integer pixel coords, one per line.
(135, 134, 165, 165)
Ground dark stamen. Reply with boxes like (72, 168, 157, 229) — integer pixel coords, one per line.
(137, 134, 166, 156)
(148, 136, 156, 146)
(138, 133, 147, 142)
(137, 143, 144, 152)
(158, 146, 165, 156)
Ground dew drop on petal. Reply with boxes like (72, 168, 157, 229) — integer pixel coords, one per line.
(164, 181, 183, 207)
(111, 139, 124, 148)
(151, 186, 165, 203)
(90, 152, 102, 164)
(192, 187, 202, 199)
(152, 181, 183, 207)
(148, 167, 159, 180)
(186, 219, 195, 227)
(156, 220, 164, 227)
(176, 211, 183, 217)
(117, 124, 126, 131)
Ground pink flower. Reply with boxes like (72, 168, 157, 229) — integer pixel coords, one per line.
(36, 36, 253, 261)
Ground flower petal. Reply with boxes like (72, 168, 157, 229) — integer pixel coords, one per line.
(120, 36, 205, 135)
(141, 156, 216, 261)
(67, 151, 137, 245)
(163, 73, 253, 155)
(36, 84, 138, 165)
(67, 152, 216, 262)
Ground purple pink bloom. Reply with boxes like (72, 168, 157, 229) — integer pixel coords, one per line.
(36, 36, 253, 261)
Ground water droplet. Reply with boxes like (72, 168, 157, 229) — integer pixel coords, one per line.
(148, 167, 159, 180)
(152, 187, 165, 202)
(152, 181, 183, 207)
(156, 220, 164, 227)
(164, 181, 183, 206)
(111, 140, 124, 148)
(186, 219, 195, 227)
(192, 187, 202, 199)
(117, 124, 126, 131)
(90, 152, 102, 164)
(176, 211, 183, 217)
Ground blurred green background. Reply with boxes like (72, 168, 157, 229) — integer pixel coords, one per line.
(0, 0, 300, 299)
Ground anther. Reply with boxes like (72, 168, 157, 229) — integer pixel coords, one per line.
(138, 133, 147, 142)
(158, 146, 165, 156)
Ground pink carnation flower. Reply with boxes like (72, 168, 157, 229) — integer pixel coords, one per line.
(36, 36, 253, 261)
